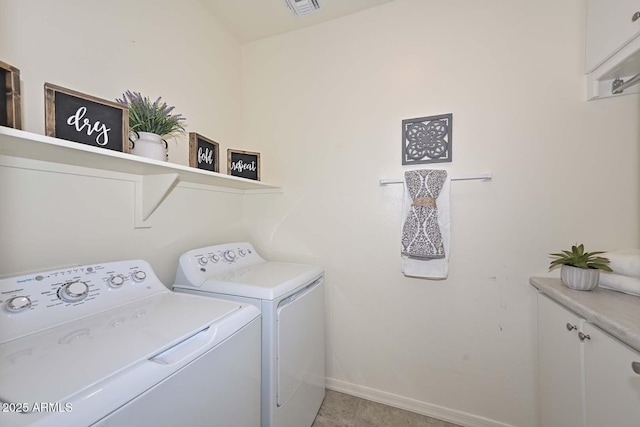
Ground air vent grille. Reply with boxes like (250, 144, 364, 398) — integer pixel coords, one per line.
(284, 0, 321, 17)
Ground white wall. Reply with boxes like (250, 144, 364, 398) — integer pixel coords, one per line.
(2, 1, 639, 426)
(0, 0, 247, 283)
(241, 1, 640, 426)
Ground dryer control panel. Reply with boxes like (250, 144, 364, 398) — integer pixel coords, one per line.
(175, 242, 266, 287)
(0, 260, 166, 343)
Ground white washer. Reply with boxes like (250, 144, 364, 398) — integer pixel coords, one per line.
(0, 259, 261, 427)
(174, 242, 325, 427)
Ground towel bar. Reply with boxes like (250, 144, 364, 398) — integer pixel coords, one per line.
(379, 173, 492, 185)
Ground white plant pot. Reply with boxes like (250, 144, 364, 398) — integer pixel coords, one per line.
(131, 132, 167, 162)
(560, 265, 600, 291)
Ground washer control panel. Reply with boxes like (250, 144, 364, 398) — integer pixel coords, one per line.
(0, 260, 165, 343)
(175, 242, 266, 286)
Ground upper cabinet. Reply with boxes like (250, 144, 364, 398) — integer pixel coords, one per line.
(586, 0, 640, 99)
(586, 0, 640, 73)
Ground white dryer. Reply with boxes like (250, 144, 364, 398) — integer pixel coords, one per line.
(0, 259, 261, 427)
(174, 242, 325, 427)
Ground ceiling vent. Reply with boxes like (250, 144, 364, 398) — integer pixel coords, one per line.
(284, 0, 321, 17)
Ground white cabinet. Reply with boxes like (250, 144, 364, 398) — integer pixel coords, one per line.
(585, 0, 640, 99)
(537, 294, 585, 427)
(586, 0, 640, 73)
(537, 294, 640, 427)
(583, 323, 640, 427)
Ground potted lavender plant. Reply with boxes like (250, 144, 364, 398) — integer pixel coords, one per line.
(116, 91, 186, 161)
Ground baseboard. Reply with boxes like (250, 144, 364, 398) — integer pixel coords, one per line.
(325, 378, 515, 427)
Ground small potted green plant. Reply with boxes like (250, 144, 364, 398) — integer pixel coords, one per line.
(116, 91, 186, 161)
(549, 244, 612, 291)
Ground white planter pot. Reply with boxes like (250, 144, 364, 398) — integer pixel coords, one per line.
(560, 265, 600, 291)
(131, 132, 167, 162)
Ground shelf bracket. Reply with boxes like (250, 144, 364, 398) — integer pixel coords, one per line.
(134, 173, 180, 228)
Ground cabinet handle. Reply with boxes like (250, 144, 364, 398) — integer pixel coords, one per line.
(578, 332, 591, 341)
(633, 12, 640, 22)
(566, 323, 577, 331)
(633, 362, 640, 375)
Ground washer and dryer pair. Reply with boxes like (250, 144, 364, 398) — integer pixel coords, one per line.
(0, 243, 324, 427)
(174, 242, 326, 427)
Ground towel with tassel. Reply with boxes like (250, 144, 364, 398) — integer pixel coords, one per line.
(599, 272, 640, 297)
(401, 169, 450, 279)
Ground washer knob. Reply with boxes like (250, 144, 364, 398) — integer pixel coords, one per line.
(210, 254, 220, 263)
(223, 250, 237, 262)
(59, 281, 89, 303)
(198, 257, 208, 266)
(132, 271, 147, 283)
(108, 275, 125, 288)
(239, 249, 246, 257)
(6, 295, 32, 313)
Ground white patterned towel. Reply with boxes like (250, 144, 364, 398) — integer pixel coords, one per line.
(401, 170, 450, 279)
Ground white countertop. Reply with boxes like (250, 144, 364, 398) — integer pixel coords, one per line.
(530, 277, 640, 353)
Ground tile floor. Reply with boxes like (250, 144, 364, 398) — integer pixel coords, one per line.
(312, 390, 462, 427)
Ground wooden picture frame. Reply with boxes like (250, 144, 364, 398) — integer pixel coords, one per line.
(189, 132, 220, 172)
(44, 83, 129, 153)
(227, 149, 260, 181)
(0, 60, 22, 129)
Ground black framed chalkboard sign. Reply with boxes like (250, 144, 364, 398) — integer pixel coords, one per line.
(189, 132, 219, 172)
(44, 83, 129, 153)
(0, 60, 22, 129)
(227, 149, 260, 181)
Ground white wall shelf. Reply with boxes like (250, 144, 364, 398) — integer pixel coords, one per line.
(0, 126, 282, 228)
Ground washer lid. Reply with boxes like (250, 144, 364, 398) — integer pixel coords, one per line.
(0, 292, 244, 405)
(194, 262, 323, 300)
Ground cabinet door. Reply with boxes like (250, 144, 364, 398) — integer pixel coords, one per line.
(538, 294, 585, 427)
(584, 323, 640, 427)
(586, 0, 640, 72)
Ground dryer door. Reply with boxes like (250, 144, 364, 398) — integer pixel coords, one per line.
(276, 277, 325, 407)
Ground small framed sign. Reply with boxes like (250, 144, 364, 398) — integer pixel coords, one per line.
(189, 132, 219, 172)
(0, 60, 22, 129)
(44, 83, 129, 153)
(227, 149, 260, 181)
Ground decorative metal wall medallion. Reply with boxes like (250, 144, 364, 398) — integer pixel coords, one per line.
(401, 113, 452, 165)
